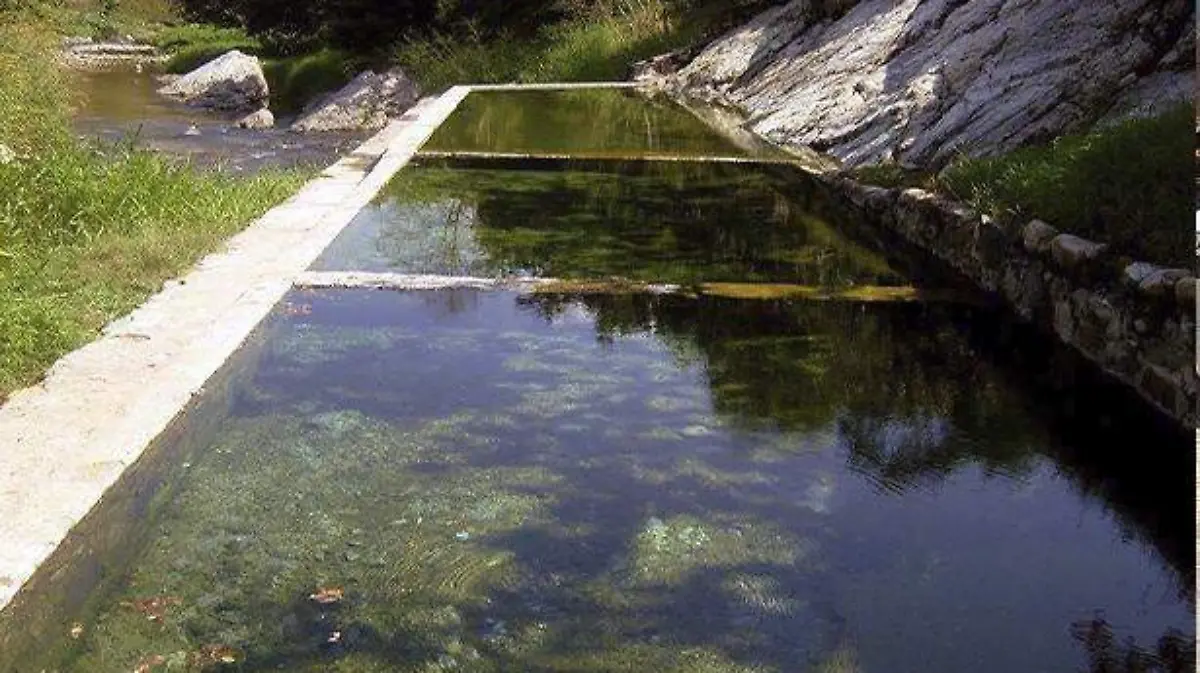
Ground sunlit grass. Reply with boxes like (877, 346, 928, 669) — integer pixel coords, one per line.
(938, 104, 1193, 267)
(0, 17, 307, 399)
(394, 0, 705, 92)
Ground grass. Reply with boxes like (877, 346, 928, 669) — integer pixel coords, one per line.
(852, 104, 1193, 268)
(0, 16, 308, 399)
(157, 24, 359, 114)
(938, 104, 1194, 267)
(394, 0, 740, 92)
(157, 23, 263, 73)
(261, 48, 360, 114)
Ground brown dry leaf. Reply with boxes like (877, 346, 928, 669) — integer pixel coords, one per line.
(132, 654, 166, 673)
(121, 596, 182, 622)
(309, 586, 344, 604)
(192, 644, 241, 665)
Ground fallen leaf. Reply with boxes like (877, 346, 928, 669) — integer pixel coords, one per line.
(192, 644, 240, 665)
(133, 654, 165, 673)
(121, 596, 182, 622)
(309, 586, 344, 604)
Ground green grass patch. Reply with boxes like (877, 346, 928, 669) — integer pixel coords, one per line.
(850, 163, 936, 191)
(0, 18, 307, 400)
(154, 24, 358, 114)
(394, 0, 736, 92)
(157, 22, 263, 73)
(262, 48, 360, 114)
(937, 104, 1193, 267)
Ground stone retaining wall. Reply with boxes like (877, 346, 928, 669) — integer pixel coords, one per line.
(819, 174, 1196, 428)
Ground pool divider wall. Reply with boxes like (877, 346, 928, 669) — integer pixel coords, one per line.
(0, 85, 473, 653)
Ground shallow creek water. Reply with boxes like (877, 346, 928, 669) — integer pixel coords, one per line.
(70, 64, 365, 172)
(13, 89, 1194, 672)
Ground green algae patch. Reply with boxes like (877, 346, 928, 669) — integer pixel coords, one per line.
(60, 410, 560, 672)
(625, 515, 810, 587)
(516, 644, 773, 673)
(698, 283, 976, 304)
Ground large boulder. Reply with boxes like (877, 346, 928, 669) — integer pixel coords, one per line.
(672, 0, 1194, 168)
(290, 68, 419, 133)
(158, 50, 269, 112)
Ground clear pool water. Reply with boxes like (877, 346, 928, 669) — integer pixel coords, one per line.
(10, 89, 1192, 673)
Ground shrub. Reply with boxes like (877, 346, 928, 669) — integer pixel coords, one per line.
(939, 104, 1193, 267)
(262, 48, 361, 114)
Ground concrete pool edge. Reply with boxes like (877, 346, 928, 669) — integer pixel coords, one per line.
(0, 86, 471, 625)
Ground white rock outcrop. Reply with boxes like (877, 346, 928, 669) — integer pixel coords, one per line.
(671, 0, 1194, 168)
(158, 50, 269, 112)
(290, 68, 419, 133)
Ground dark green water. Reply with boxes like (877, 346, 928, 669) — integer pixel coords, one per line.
(27, 289, 1192, 672)
(419, 89, 782, 159)
(312, 159, 935, 290)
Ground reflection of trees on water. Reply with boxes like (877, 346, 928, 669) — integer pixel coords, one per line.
(1072, 616, 1194, 673)
(384, 159, 912, 286)
(516, 292, 1195, 603)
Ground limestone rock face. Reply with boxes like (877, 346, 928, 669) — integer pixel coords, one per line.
(671, 0, 1194, 168)
(158, 50, 269, 112)
(290, 69, 419, 133)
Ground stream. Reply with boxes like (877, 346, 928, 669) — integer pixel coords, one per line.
(70, 63, 367, 172)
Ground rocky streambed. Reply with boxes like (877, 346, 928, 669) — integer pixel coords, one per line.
(64, 41, 420, 173)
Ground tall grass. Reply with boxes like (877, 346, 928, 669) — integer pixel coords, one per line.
(0, 16, 306, 399)
(157, 23, 263, 73)
(157, 24, 360, 114)
(394, 0, 701, 92)
(262, 48, 360, 114)
(939, 104, 1193, 267)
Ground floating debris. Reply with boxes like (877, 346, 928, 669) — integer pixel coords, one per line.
(309, 586, 344, 604)
(121, 596, 182, 622)
(192, 644, 240, 666)
(133, 654, 166, 673)
(282, 302, 314, 317)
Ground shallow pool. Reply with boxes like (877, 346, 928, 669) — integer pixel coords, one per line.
(23, 287, 1192, 672)
(419, 89, 785, 159)
(9, 88, 1193, 673)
